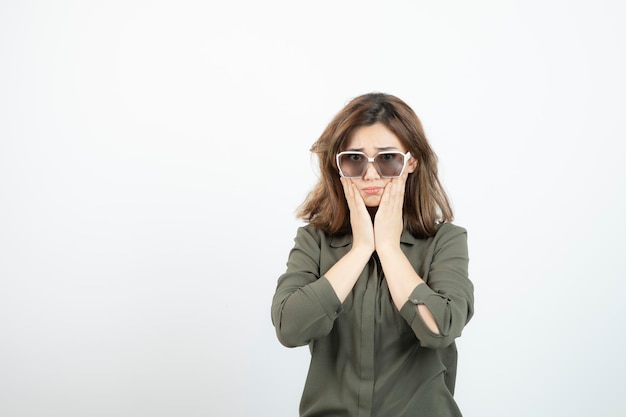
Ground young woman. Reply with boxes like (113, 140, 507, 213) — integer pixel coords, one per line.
(271, 93, 474, 417)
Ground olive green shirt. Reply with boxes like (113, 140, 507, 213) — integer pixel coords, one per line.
(271, 222, 474, 417)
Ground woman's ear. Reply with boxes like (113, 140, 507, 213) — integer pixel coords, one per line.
(407, 155, 418, 174)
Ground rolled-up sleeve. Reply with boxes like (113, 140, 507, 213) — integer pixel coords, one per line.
(399, 224, 474, 349)
(271, 226, 343, 348)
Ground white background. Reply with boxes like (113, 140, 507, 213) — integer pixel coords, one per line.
(1, 1, 625, 416)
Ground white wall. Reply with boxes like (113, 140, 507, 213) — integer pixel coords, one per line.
(1, 1, 625, 416)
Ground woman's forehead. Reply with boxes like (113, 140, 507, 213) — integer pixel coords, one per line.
(344, 123, 405, 152)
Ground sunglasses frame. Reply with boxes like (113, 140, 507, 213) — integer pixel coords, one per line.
(336, 151, 412, 178)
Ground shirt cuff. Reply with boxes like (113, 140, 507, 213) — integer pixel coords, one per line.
(399, 283, 435, 322)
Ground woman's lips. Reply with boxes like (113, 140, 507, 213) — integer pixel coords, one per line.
(363, 187, 382, 195)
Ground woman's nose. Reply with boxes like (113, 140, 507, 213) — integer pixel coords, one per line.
(362, 161, 380, 180)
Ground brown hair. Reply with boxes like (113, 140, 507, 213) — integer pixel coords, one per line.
(297, 92, 453, 238)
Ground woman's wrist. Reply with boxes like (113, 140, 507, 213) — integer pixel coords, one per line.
(374, 242, 402, 258)
(349, 244, 374, 260)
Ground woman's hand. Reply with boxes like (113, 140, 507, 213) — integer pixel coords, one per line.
(373, 171, 408, 252)
(321, 178, 376, 303)
(341, 177, 375, 255)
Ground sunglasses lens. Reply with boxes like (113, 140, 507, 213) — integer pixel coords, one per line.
(375, 153, 405, 177)
(338, 153, 367, 177)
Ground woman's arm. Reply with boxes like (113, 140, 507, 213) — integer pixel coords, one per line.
(271, 226, 372, 347)
(374, 177, 473, 348)
(272, 179, 376, 347)
(324, 178, 375, 301)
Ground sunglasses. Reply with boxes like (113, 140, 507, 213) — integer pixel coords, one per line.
(336, 151, 412, 178)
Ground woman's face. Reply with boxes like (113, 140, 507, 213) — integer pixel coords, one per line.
(340, 123, 416, 207)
